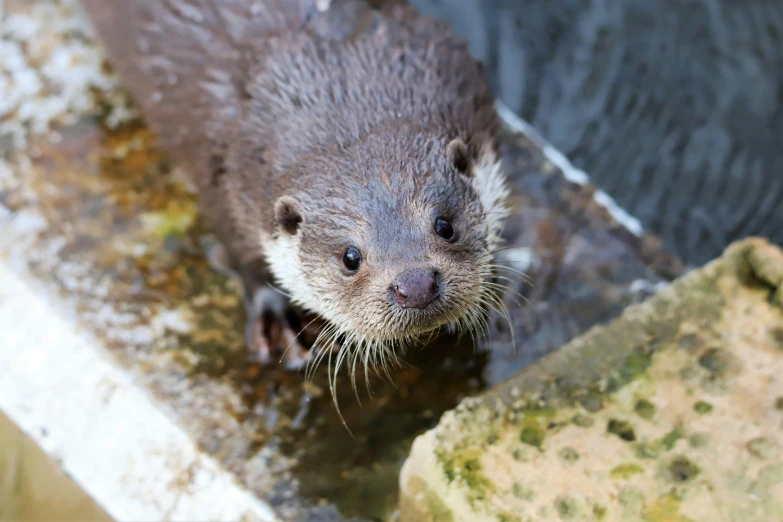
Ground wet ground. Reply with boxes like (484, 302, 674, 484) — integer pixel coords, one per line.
(1, 118, 682, 521)
(1, 1, 683, 520)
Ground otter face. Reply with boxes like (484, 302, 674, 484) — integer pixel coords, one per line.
(263, 133, 509, 354)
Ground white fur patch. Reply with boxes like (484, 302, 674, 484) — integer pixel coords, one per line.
(472, 149, 510, 249)
(262, 231, 322, 316)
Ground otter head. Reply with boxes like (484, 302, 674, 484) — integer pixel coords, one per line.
(264, 128, 509, 355)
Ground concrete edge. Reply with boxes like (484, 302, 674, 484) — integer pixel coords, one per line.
(0, 262, 280, 522)
(495, 100, 645, 237)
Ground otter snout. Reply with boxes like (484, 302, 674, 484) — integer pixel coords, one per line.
(391, 268, 440, 309)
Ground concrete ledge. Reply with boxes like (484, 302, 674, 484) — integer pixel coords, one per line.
(0, 265, 278, 522)
(0, 410, 111, 522)
(400, 238, 783, 521)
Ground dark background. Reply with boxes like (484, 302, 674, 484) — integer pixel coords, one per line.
(411, 0, 783, 266)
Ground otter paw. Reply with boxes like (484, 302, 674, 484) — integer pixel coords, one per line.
(277, 322, 312, 371)
(244, 312, 274, 365)
(243, 286, 314, 371)
(244, 310, 312, 370)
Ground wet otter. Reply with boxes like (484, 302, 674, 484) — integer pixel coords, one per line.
(85, 0, 508, 370)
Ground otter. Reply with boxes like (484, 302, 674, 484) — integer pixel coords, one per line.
(85, 0, 509, 370)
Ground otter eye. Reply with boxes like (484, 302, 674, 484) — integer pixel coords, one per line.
(434, 217, 455, 241)
(341, 246, 362, 273)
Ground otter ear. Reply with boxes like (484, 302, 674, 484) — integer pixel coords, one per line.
(446, 138, 472, 175)
(274, 196, 304, 235)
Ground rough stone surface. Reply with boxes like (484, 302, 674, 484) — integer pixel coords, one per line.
(400, 238, 783, 522)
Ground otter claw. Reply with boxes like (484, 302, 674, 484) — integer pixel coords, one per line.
(244, 312, 273, 365)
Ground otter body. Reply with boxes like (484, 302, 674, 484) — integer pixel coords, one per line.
(86, 0, 508, 367)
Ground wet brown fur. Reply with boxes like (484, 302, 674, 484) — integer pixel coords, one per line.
(85, 0, 504, 354)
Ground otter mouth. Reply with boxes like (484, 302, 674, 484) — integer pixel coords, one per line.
(375, 290, 479, 343)
(368, 266, 492, 343)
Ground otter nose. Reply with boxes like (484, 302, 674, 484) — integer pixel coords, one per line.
(392, 268, 440, 309)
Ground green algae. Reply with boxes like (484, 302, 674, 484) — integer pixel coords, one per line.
(677, 333, 704, 353)
(635, 443, 659, 460)
(572, 414, 594, 428)
(755, 463, 783, 492)
(770, 327, 783, 347)
(421, 488, 455, 522)
(511, 448, 528, 462)
(659, 425, 685, 451)
(668, 456, 701, 483)
(558, 447, 580, 463)
(746, 437, 778, 460)
(555, 496, 581, 520)
(642, 493, 695, 522)
(604, 346, 655, 394)
(775, 397, 783, 410)
(520, 427, 545, 449)
(634, 399, 656, 419)
(618, 487, 644, 515)
(697, 348, 732, 375)
(437, 451, 457, 484)
(512, 482, 535, 501)
(618, 346, 654, 383)
(139, 199, 197, 240)
(693, 401, 713, 414)
(607, 419, 636, 442)
(435, 449, 494, 508)
(464, 459, 481, 473)
(577, 392, 604, 413)
(688, 433, 710, 449)
(592, 504, 607, 520)
(610, 463, 644, 480)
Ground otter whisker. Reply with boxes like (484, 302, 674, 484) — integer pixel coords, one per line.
(306, 321, 338, 383)
(378, 339, 400, 383)
(485, 262, 534, 283)
(326, 334, 353, 437)
(463, 302, 490, 352)
(281, 314, 323, 367)
(331, 331, 358, 407)
(484, 281, 528, 308)
(482, 280, 527, 308)
(345, 333, 364, 404)
(366, 338, 383, 393)
(481, 289, 516, 351)
(489, 273, 530, 290)
(364, 338, 377, 397)
(453, 300, 477, 348)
